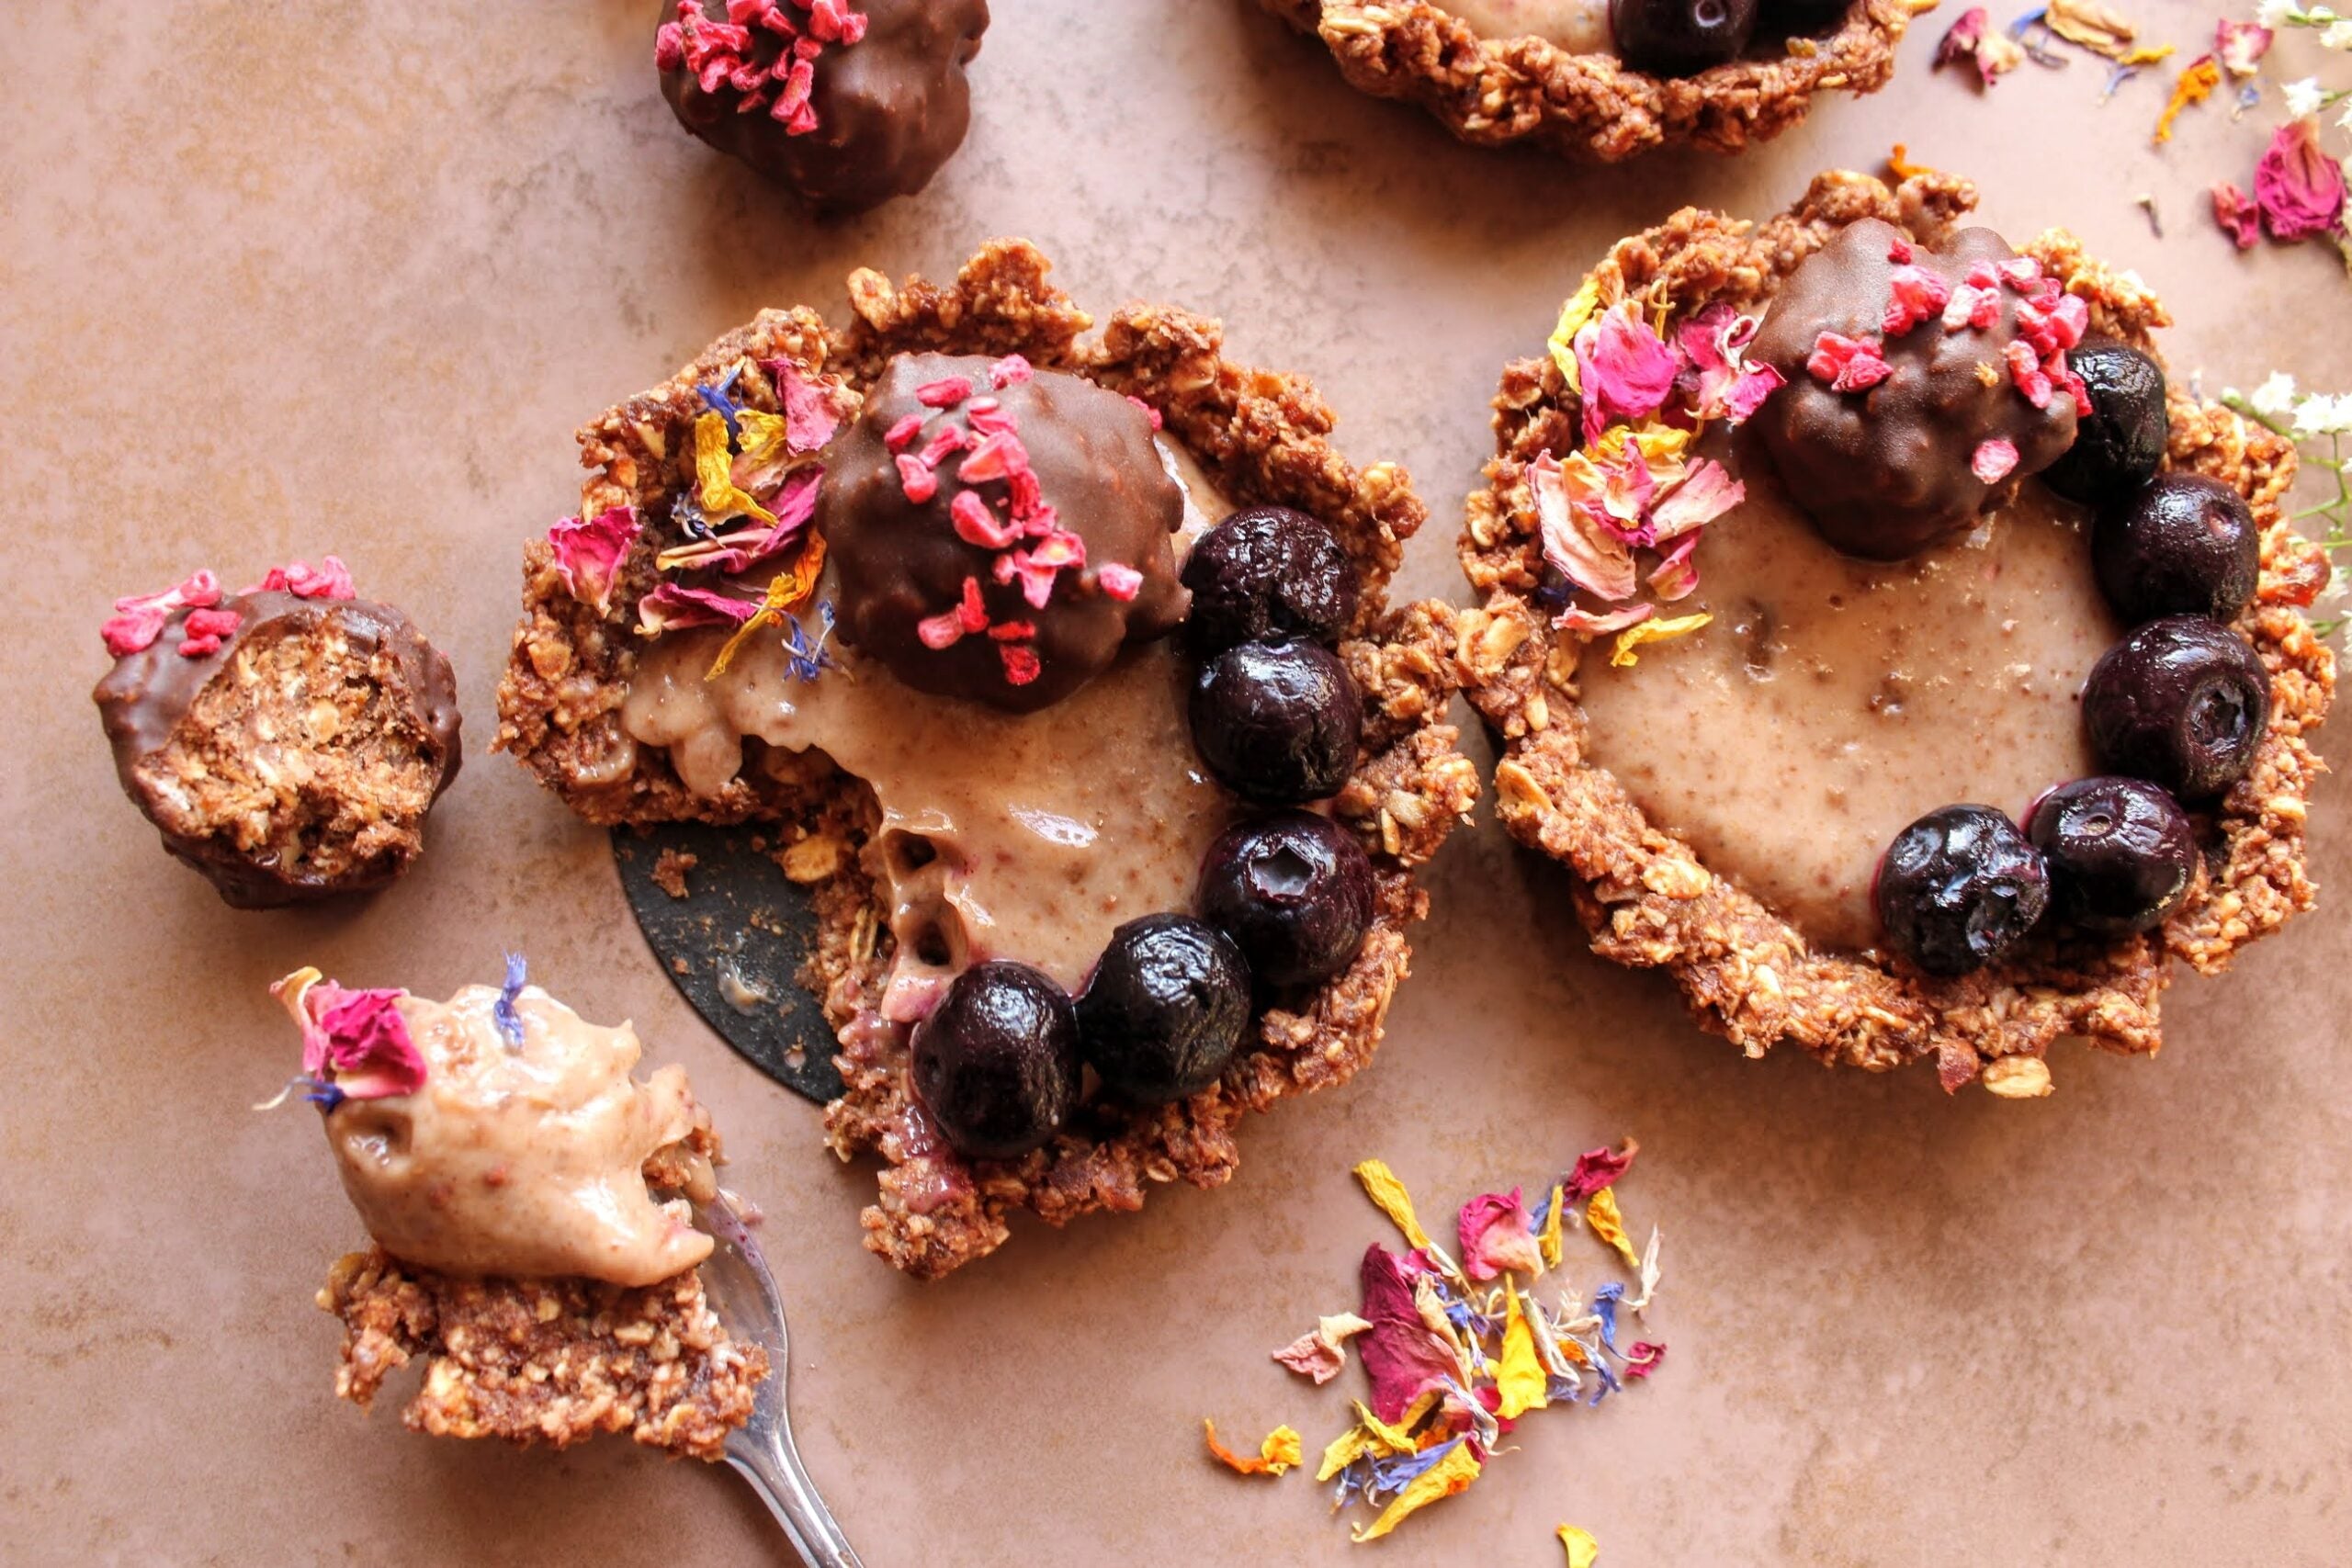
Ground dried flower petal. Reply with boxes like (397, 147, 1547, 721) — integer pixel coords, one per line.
(1359, 1246, 1465, 1422)
(638, 581, 761, 637)
(1565, 1140, 1638, 1201)
(764, 357, 842, 451)
(1204, 1418, 1302, 1477)
(2154, 57, 2220, 144)
(1609, 612, 1713, 667)
(695, 412, 774, 525)
(1272, 1314, 1374, 1384)
(1349, 1437, 1480, 1541)
(2046, 0, 2137, 56)
(1558, 1524, 1601, 1568)
(1538, 1181, 1568, 1267)
(989, 354, 1034, 389)
(2256, 118, 2348, 243)
(1351, 1157, 1437, 1252)
(1574, 301, 1680, 443)
(1623, 1341, 1668, 1380)
(1546, 277, 1604, 392)
(548, 508, 640, 614)
(1647, 458, 1744, 541)
(1458, 1189, 1544, 1280)
(1675, 301, 1784, 423)
(2215, 18, 2272, 76)
(1585, 1187, 1642, 1269)
(493, 952, 528, 1048)
(1494, 1282, 1550, 1420)
(272, 966, 426, 1101)
(2212, 181, 2264, 249)
(1531, 452, 1639, 602)
(707, 534, 830, 678)
(1554, 603, 1653, 637)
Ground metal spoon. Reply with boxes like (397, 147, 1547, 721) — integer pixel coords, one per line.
(693, 1190, 864, 1568)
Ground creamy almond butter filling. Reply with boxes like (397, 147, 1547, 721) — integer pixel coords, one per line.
(1442, 0, 1614, 51)
(324, 984, 715, 1289)
(1577, 443, 2119, 952)
(619, 438, 1239, 1011)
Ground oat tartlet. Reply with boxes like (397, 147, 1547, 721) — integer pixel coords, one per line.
(496, 242, 1476, 1277)
(1254, 0, 1931, 163)
(278, 964, 766, 1459)
(1456, 171, 2335, 1093)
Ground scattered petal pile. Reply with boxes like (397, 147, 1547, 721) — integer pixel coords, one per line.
(1205, 1144, 1668, 1548)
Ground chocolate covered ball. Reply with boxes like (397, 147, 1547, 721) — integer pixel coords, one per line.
(93, 586, 462, 908)
(1751, 220, 2080, 560)
(656, 0, 989, 215)
(819, 353, 1188, 713)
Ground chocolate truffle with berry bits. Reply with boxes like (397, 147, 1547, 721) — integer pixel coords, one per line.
(655, 0, 989, 213)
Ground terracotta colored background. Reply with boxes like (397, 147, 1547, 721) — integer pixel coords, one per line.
(5, 3, 2346, 1563)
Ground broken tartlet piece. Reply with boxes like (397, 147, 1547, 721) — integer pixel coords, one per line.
(495, 241, 1476, 1278)
(278, 960, 767, 1459)
(656, 0, 989, 212)
(91, 558, 461, 908)
(1457, 170, 2335, 1093)
(1253, 0, 1927, 162)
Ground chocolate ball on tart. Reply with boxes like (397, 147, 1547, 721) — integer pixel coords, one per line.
(1457, 170, 2335, 1094)
(92, 559, 462, 908)
(1253, 0, 1927, 163)
(495, 242, 1477, 1279)
(655, 0, 989, 213)
(276, 960, 767, 1458)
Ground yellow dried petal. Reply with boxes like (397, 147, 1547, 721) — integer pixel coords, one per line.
(2045, 0, 2135, 55)
(1558, 1524, 1601, 1568)
(1349, 1440, 1482, 1542)
(1261, 1427, 1303, 1475)
(732, 408, 790, 469)
(1539, 1181, 1566, 1269)
(1495, 1281, 1550, 1420)
(2154, 58, 2219, 144)
(1887, 142, 1935, 181)
(1546, 277, 1602, 391)
(1586, 1187, 1641, 1269)
(695, 411, 774, 525)
(1351, 1158, 1435, 1251)
(1609, 612, 1713, 667)
(705, 535, 829, 681)
(1204, 1418, 1301, 1477)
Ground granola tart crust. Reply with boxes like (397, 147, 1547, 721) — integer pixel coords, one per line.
(1455, 170, 2336, 1093)
(1254, 0, 1928, 163)
(494, 241, 1478, 1278)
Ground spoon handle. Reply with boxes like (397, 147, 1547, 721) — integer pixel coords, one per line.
(727, 1412, 864, 1568)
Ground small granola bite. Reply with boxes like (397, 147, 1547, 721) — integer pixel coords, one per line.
(1457, 171, 2335, 1092)
(656, 0, 989, 212)
(1254, 0, 1927, 163)
(91, 559, 461, 908)
(495, 243, 1477, 1278)
(277, 959, 766, 1458)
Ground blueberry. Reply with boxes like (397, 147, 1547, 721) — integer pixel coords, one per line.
(2082, 616, 2269, 799)
(1190, 639, 1363, 805)
(2042, 341, 2169, 507)
(1076, 915, 1251, 1103)
(2026, 777, 2198, 935)
(1873, 805, 2051, 976)
(908, 961, 1080, 1160)
(2092, 472, 2259, 625)
(1181, 506, 1356, 656)
(1198, 810, 1374, 988)
(1610, 0, 1758, 75)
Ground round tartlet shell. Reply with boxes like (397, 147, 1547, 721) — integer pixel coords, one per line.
(1255, 0, 1925, 163)
(495, 241, 1478, 1278)
(1454, 170, 2335, 1093)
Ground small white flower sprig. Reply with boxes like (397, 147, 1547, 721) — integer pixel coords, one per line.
(2223, 371, 2352, 635)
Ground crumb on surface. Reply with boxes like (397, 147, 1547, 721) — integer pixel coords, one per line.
(650, 846, 698, 898)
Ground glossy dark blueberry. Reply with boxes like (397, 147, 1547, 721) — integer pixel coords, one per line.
(1180, 506, 1358, 655)
(1198, 810, 1374, 988)
(1758, 0, 1850, 34)
(2092, 472, 2260, 625)
(1610, 0, 1758, 76)
(2082, 617, 2270, 799)
(2041, 341, 2169, 506)
(1075, 915, 1252, 1103)
(908, 961, 1080, 1160)
(1873, 805, 2051, 976)
(1190, 639, 1363, 806)
(2026, 777, 2199, 935)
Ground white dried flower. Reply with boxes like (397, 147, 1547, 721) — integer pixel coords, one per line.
(2257, 0, 2299, 26)
(2284, 77, 2329, 118)
(2323, 17, 2352, 45)
(2249, 371, 2301, 416)
(2291, 392, 2352, 435)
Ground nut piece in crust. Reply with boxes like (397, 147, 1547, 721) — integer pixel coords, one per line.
(1456, 170, 2335, 1092)
(278, 962, 765, 1457)
(92, 566, 461, 908)
(656, 0, 989, 213)
(493, 242, 1480, 1279)
(1253, 0, 1928, 163)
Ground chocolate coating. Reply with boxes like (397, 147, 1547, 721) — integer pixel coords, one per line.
(657, 0, 989, 215)
(92, 593, 462, 908)
(820, 353, 1188, 713)
(1751, 220, 2079, 559)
